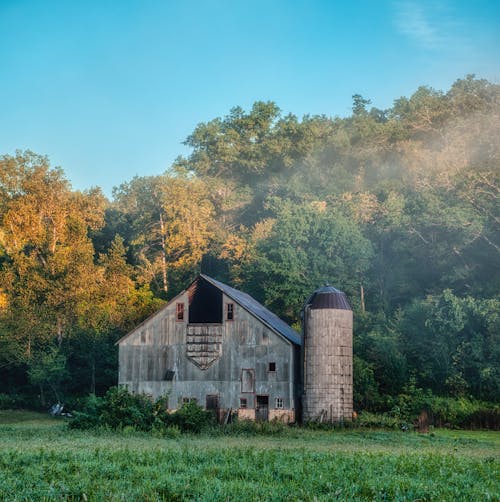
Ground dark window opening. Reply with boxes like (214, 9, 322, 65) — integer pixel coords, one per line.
(268, 362, 276, 372)
(176, 303, 184, 321)
(275, 397, 284, 409)
(140, 331, 146, 344)
(226, 303, 234, 320)
(206, 394, 219, 411)
(239, 398, 247, 409)
(182, 397, 197, 404)
(164, 370, 175, 381)
(188, 277, 222, 323)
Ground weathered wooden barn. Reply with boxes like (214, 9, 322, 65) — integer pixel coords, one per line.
(118, 275, 301, 422)
(117, 274, 353, 423)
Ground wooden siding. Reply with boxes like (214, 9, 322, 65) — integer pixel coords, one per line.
(119, 292, 297, 413)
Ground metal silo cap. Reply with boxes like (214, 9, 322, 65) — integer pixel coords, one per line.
(305, 284, 352, 310)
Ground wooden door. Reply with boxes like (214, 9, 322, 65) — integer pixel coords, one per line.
(256, 395, 269, 421)
(206, 394, 219, 412)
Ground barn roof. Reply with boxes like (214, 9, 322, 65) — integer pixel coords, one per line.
(200, 275, 302, 346)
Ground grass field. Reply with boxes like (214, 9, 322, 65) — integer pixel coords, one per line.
(0, 411, 498, 501)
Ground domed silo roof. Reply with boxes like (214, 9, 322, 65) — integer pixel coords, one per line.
(305, 284, 351, 310)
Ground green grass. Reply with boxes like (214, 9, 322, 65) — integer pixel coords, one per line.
(0, 411, 498, 501)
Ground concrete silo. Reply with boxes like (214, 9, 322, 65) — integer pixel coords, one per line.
(302, 285, 353, 422)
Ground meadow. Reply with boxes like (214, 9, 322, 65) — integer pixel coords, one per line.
(0, 411, 498, 501)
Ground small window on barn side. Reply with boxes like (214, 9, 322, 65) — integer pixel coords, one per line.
(226, 303, 234, 321)
(275, 397, 284, 409)
(239, 398, 248, 409)
(176, 303, 184, 321)
(268, 362, 276, 372)
(140, 331, 146, 344)
(182, 397, 197, 405)
(164, 370, 175, 381)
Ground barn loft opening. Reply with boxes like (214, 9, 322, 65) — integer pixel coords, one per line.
(188, 276, 223, 323)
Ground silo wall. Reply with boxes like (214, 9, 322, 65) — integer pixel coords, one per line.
(303, 306, 353, 422)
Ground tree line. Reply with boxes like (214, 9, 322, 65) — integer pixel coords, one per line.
(0, 75, 498, 409)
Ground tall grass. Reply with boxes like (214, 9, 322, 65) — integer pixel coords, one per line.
(0, 411, 498, 501)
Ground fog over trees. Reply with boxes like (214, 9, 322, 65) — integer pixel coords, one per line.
(1, 75, 498, 409)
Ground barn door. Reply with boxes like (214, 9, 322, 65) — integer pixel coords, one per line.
(256, 395, 269, 421)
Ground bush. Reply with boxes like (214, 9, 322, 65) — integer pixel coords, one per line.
(69, 387, 214, 433)
(425, 397, 499, 429)
(384, 383, 500, 430)
(99, 387, 155, 431)
(355, 411, 410, 430)
(0, 393, 44, 411)
(68, 394, 105, 429)
(169, 401, 215, 433)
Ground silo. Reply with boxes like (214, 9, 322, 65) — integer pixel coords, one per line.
(302, 285, 353, 422)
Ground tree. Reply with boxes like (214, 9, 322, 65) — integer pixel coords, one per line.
(0, 151, 106, 357)
(113, 173, 215, 297)
(238, 198, 373, 323)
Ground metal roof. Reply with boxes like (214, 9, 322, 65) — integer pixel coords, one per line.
(201, 275, 302, 346)
(305, 284, 351, 311)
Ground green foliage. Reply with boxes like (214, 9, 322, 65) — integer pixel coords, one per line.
(1, 76, 499, 414)
(27, 346, 68, 403)
(239, 198, 373, 322)
(223, 418, 288, 436)
(0, 393, 40, 410)
(1, 414, 499, 501)
(353, 356, 381, 410)
(168, 400, 215, 433)
(70, 387, 214, 433)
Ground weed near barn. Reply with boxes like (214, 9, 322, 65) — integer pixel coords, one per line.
(0, 411, 498, 501)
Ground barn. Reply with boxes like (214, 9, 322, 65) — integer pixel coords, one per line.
(117, 274, 352, 423)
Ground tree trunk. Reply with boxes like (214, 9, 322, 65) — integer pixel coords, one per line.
(90, 357, 96, 395)
(39, 384, 46, 407)
(159, 213, 168, 295)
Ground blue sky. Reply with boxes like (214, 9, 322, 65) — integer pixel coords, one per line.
(1, 0, 499, 197)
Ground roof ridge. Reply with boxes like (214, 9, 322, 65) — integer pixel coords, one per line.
(200, 274, 301, 346)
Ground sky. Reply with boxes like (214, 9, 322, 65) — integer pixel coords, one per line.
(1, 0, 499, 198)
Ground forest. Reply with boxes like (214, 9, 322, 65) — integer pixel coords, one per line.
(0, 75, 498, 414)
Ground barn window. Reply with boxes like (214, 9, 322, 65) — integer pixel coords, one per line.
(182, 397, 197, 404)
(239, 398, 248, 409)
(241, 369, 255, 393)
(226, 303, 234, 321)
(268, 362, 276, 372)
(176, 303, 184, 321)
(140, 331, 146, 344)
(163, 370, 175, 381)
(275, 397, 284, 409)
(206, 394, 219, 411)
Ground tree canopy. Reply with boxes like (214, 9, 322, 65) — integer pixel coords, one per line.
(1, 75, 498, 407)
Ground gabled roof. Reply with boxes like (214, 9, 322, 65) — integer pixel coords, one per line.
(117, 274, 301, 346)
(200, 274, 301, 346)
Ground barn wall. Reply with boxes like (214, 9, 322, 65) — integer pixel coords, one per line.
(118, 292, 297, 417)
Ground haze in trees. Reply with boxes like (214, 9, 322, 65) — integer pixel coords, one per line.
(0, 76, 498, 407)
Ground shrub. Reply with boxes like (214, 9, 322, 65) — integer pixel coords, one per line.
(99, 387, 155, 431)
(68, 394, 104, 429)
(169, 400, 215, 433)
(0, 393, 43, 411)
(69, 387, 214, 433)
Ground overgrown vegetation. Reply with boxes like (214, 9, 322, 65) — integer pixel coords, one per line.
(69, 386, 215, 433)
(0, 75, 498, 417)
(0, 411, 498, 501)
